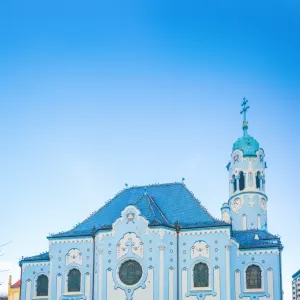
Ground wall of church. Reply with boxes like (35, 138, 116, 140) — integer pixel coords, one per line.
(230, 242, 282, 300)
(178, 228, 231, 300)
(20, 262, 50, 300)
(48, 237, 94, 300)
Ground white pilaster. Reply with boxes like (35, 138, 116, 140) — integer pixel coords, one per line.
(25, 280, 31, 300)
(159, 245, 165, 300)
(49, 257, 52, 299)
(225, 245, 231, 300)
(98, 248, 103, 300)
(169, 268, 174, 300)
(267, 268, 274, 299)
(85, 273, 91, 300)
(56, 274, 62, 300)
(235, 271, 241, 300)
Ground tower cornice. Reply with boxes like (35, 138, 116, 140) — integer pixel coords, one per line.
(228, 191, 268, 203)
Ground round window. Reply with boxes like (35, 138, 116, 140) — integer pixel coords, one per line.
(119, 260, 142, 286)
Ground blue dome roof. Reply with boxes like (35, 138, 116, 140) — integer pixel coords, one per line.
(232, 133, 259, 157)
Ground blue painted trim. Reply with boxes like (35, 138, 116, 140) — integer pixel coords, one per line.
(47, 234, 93, 240)
(19, 258, 50, 266)
(180, 225, 231, 232)
(238, 245, 281, 250)
(228, 191, 268, 202)
(279, 250, 283, 300)
(292, 269, 300, 279)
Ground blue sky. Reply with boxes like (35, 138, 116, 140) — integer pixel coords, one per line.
(0, 1, 299, 298)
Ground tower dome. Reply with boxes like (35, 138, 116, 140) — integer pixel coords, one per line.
(232, 133, 259, 157)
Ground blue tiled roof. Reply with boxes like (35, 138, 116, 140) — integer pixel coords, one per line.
(232, 230, 282, 249)
(292, 270, 300, 279)
(51, 183, 226, 238)
(19, 252, 50, 266)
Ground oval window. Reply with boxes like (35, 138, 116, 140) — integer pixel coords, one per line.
(119, 260, 142, 285)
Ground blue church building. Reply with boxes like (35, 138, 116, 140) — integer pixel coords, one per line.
(19, 99, 283, 300)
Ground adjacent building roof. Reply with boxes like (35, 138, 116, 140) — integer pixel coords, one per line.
(232, 230, 282, 249)
(10, 280, 21, 288)
(20, 252, 50, 266)
(50, 183, 227, 238)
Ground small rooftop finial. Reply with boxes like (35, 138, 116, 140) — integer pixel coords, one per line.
(240, 97, 250, 136)
(181, 177, 185, 183)
(125, 183, 128, 188)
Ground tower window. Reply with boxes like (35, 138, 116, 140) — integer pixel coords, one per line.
(239, 171, 245, 191)
(246, 265, 262, 289)
(67, 268, 81, 292)
(256, 172, 261, 189)
(257, 214, 261, 229)
(193, 262, 209, 288)
(36, 274, 48, 296)
(242, 214, 247, 230)
(232, 175, 237, 192)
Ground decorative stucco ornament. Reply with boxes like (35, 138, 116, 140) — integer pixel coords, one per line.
(231, 197, 244, 213)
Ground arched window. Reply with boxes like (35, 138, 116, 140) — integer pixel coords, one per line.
(232, 175, 237, 192)
(36, 274, 48, 296)
(242, 214, 247, 230)
(256, 172, 261, 189)
(67, 269, 81, 292)
(257, 214, 261, 228)
(239, 171, 245, 191)
(193, 262, 209, 288)
(246, 265, 262, 289)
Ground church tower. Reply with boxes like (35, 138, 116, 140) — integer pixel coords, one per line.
(221, 98, 268, 231)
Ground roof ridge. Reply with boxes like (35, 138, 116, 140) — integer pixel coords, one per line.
(126, 182, 181, 191)
(148, 195, 172, 226)
(134, 193, 162, 224)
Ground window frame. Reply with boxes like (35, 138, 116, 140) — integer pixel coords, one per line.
(191, 261, 211, 291)
(117, 259, 143, 287)
(65, 268, 82, 295)
(244, 264, 264, 293)
(32, 273, 49, 299)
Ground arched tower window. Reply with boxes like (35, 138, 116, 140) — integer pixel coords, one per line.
(239, 171, 245, 191)
(256, 171, 261, 189)
(246, 265, 262, 289)
(67, 269, 81, 292)
(193, 262, 209, 288)
(257, 214, 261, 229)
(36, 274, 48, 296)
(242, 214, 247, 230)
(232, 175, 237, 192)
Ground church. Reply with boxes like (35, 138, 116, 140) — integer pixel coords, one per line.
(19, 99, 283, 300)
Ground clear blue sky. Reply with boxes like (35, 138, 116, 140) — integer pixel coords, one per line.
(0, 1, 299, 298)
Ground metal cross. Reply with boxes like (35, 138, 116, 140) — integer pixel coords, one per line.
(240, 97, 250, 123)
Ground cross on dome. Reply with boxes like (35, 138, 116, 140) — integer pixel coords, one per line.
(240, 97, 250, 136)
